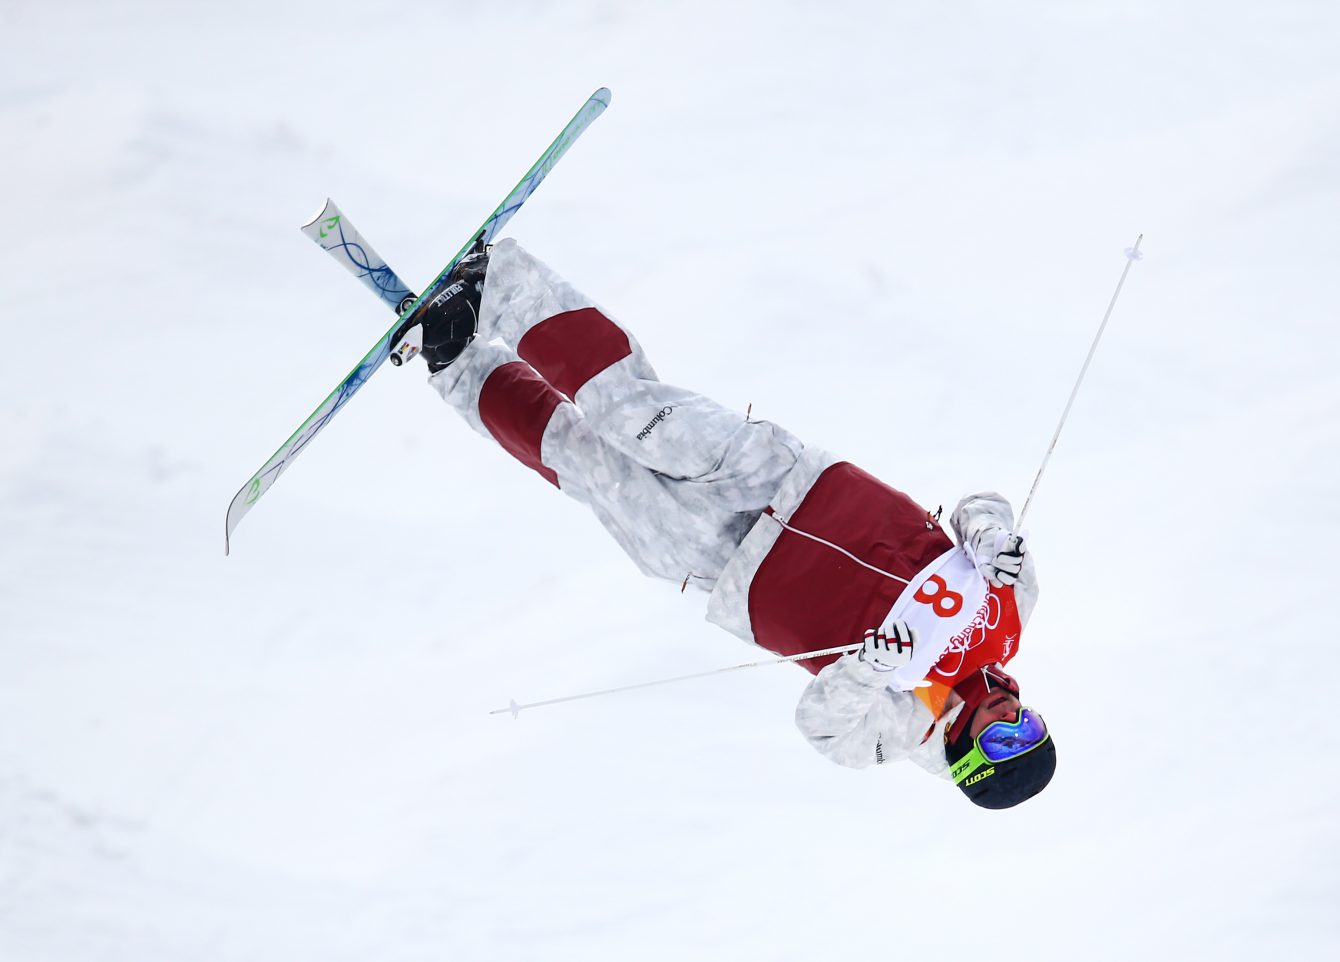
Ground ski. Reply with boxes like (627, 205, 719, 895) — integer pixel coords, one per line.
(300, 200, 417, 315)
(225, 87, 612, 553)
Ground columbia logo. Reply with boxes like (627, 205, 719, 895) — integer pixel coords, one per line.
(636, 406, 674, 441)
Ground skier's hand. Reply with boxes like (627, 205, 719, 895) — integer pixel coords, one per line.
(981, 532, 1026, 588)
(858, 621, 917, 672)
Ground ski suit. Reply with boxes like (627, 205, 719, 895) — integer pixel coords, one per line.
(432, 241, 1039, 779)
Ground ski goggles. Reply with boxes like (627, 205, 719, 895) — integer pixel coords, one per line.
(950, 707, 1050, 785)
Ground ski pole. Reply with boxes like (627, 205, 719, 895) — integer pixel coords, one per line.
(1015, 235, 1144, 533)
(491, 642, 863, 718)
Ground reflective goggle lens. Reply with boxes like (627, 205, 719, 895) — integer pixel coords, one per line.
(977, 708, 1049, 763)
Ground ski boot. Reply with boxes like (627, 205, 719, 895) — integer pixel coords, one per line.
(389, 238, 491, 373)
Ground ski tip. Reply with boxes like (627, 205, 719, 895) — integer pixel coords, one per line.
(301, 198, 335, 231)
(592, 87, 612, 108)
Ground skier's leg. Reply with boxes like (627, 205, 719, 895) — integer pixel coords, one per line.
(478, 238, 658, 390)
(429, 337, 591, 496)
(429, 337, 747, 583)
(480, 240, 802, 497)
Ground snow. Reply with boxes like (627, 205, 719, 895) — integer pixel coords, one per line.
(3, 0, 1339, 958)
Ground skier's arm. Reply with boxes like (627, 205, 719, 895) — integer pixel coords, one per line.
(794, 654, 931, 769)
(950, 491, 1040, 626)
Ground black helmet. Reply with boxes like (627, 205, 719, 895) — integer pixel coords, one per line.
(951, 735, 1056, 810)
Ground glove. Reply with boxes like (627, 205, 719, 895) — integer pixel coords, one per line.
(858, 620, 917, 671)
(981, 531, 1026, 588)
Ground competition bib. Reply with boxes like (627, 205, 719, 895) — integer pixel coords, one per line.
(877, 545, 1021, 693)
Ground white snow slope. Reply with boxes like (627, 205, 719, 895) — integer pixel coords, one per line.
(3, 1, 1338, 959)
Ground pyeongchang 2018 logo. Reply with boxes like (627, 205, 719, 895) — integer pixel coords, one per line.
(931, 592, 1003, 678)
(636, 406, 674, 441)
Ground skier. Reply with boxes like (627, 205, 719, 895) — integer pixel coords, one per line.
(400, 240, 1056, 810)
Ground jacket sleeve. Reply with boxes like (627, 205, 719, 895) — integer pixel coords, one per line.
(950, 491, 1040, 628)
(794, 654, 937, 769)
